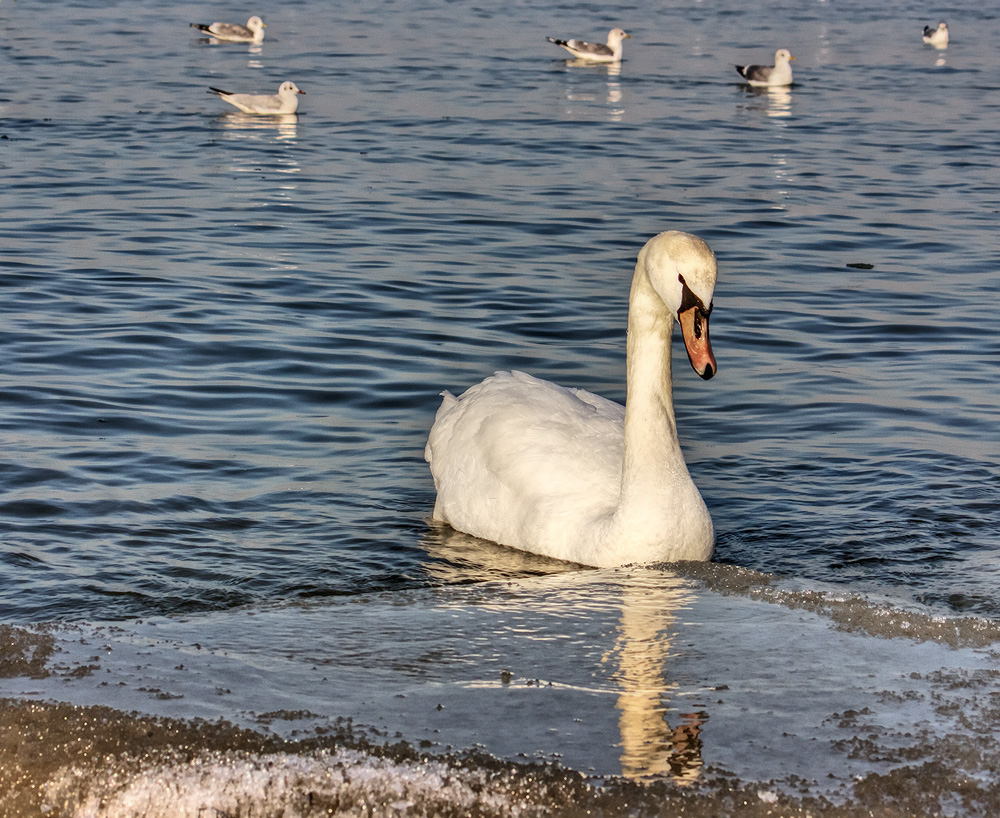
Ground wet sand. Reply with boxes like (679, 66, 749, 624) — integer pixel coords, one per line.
(4, 579, 1000, 818)
(2, 695, 985, 818)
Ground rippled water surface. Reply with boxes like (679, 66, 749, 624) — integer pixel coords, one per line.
(0, 0, 998, 810)
(2, 0, 996, 622)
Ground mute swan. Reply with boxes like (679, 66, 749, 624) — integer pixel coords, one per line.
(735, 49, 795, 87)
(190, 16, 266, 44)
(546, 28, 631, 63)
(208, 82, 305, 115)
(425, 231, 719, 568)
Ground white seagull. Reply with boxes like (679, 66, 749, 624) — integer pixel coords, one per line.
(546, 28, 631, 63)
(190, 16, 266, 44)
(425, 231, 720, 568)
(735, 48, 795, 87)
(208, 81, 305, 115)
(922, 22, 949, 47)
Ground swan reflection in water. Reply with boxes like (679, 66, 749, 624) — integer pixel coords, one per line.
(421, 522, 708, 783)
(606, 574, 707, 782)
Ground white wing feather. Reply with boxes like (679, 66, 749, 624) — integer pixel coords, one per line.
(426, 371, 625, 549)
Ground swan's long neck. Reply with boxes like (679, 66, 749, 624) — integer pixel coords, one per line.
(618, 269, 689, 511)
(594, 237, 715, 564)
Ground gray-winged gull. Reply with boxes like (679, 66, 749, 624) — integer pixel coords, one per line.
(208, 81, 305, 115)
(922, 22, 949, 47)
(546, 28, 631, 63)
(190, 16, 266, 44)
(735, 49, 794, 87)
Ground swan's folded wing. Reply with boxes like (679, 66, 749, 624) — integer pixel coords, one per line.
(426, 371, 624, 538)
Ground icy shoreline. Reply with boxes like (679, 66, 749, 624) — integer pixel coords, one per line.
(4, 567, 1000, 815)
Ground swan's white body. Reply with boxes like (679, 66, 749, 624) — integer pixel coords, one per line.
(425, 231, 719, 568)
(546, 28, 631, 63)
(735, 48, 795, 87)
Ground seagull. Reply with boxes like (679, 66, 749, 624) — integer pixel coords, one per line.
(922, 22, 949, 47)
(735, 48, 795, 87)
(208, 81, 305, 115)
(546, 28, 631, 63)
(190, 16, 266, 44)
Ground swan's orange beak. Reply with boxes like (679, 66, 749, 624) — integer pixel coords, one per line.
(678, 305, 716, 380)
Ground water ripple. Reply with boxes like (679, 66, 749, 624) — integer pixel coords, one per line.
(0, 0, 997, 624)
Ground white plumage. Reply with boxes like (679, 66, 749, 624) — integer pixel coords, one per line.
(735, 48, 795, 87)
(425, 231, 720, 568)
(546, 28, 631, 63)
(190, 16, 266, 44)
(208, 81, 305, 115)
(922, 22, 949, 47)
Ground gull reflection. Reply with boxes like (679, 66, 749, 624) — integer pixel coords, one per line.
(192, 38, 265, 66)
(557, 62, 625, 121)
(422, 523, 707, 782)
(605, 71, 623, 120)
(740, 85, 793, 118)
(215, 112, 300, 144)
(212, 113, 301, 180)
(562, 59, 622, 75)
(764, 86, 792, 118)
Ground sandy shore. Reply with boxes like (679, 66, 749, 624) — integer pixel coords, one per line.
(0, 695, 978, 818)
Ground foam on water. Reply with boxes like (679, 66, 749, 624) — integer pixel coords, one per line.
(46, 748, 529, 818)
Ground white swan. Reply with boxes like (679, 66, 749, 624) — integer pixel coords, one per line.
(425, 231, 719, 568)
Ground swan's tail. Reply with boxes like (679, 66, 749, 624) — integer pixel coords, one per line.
(424, 391, 458, 466)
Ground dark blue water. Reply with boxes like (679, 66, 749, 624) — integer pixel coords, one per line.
(2, 1, 1000, 813)
(0, 0, 997, 628)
